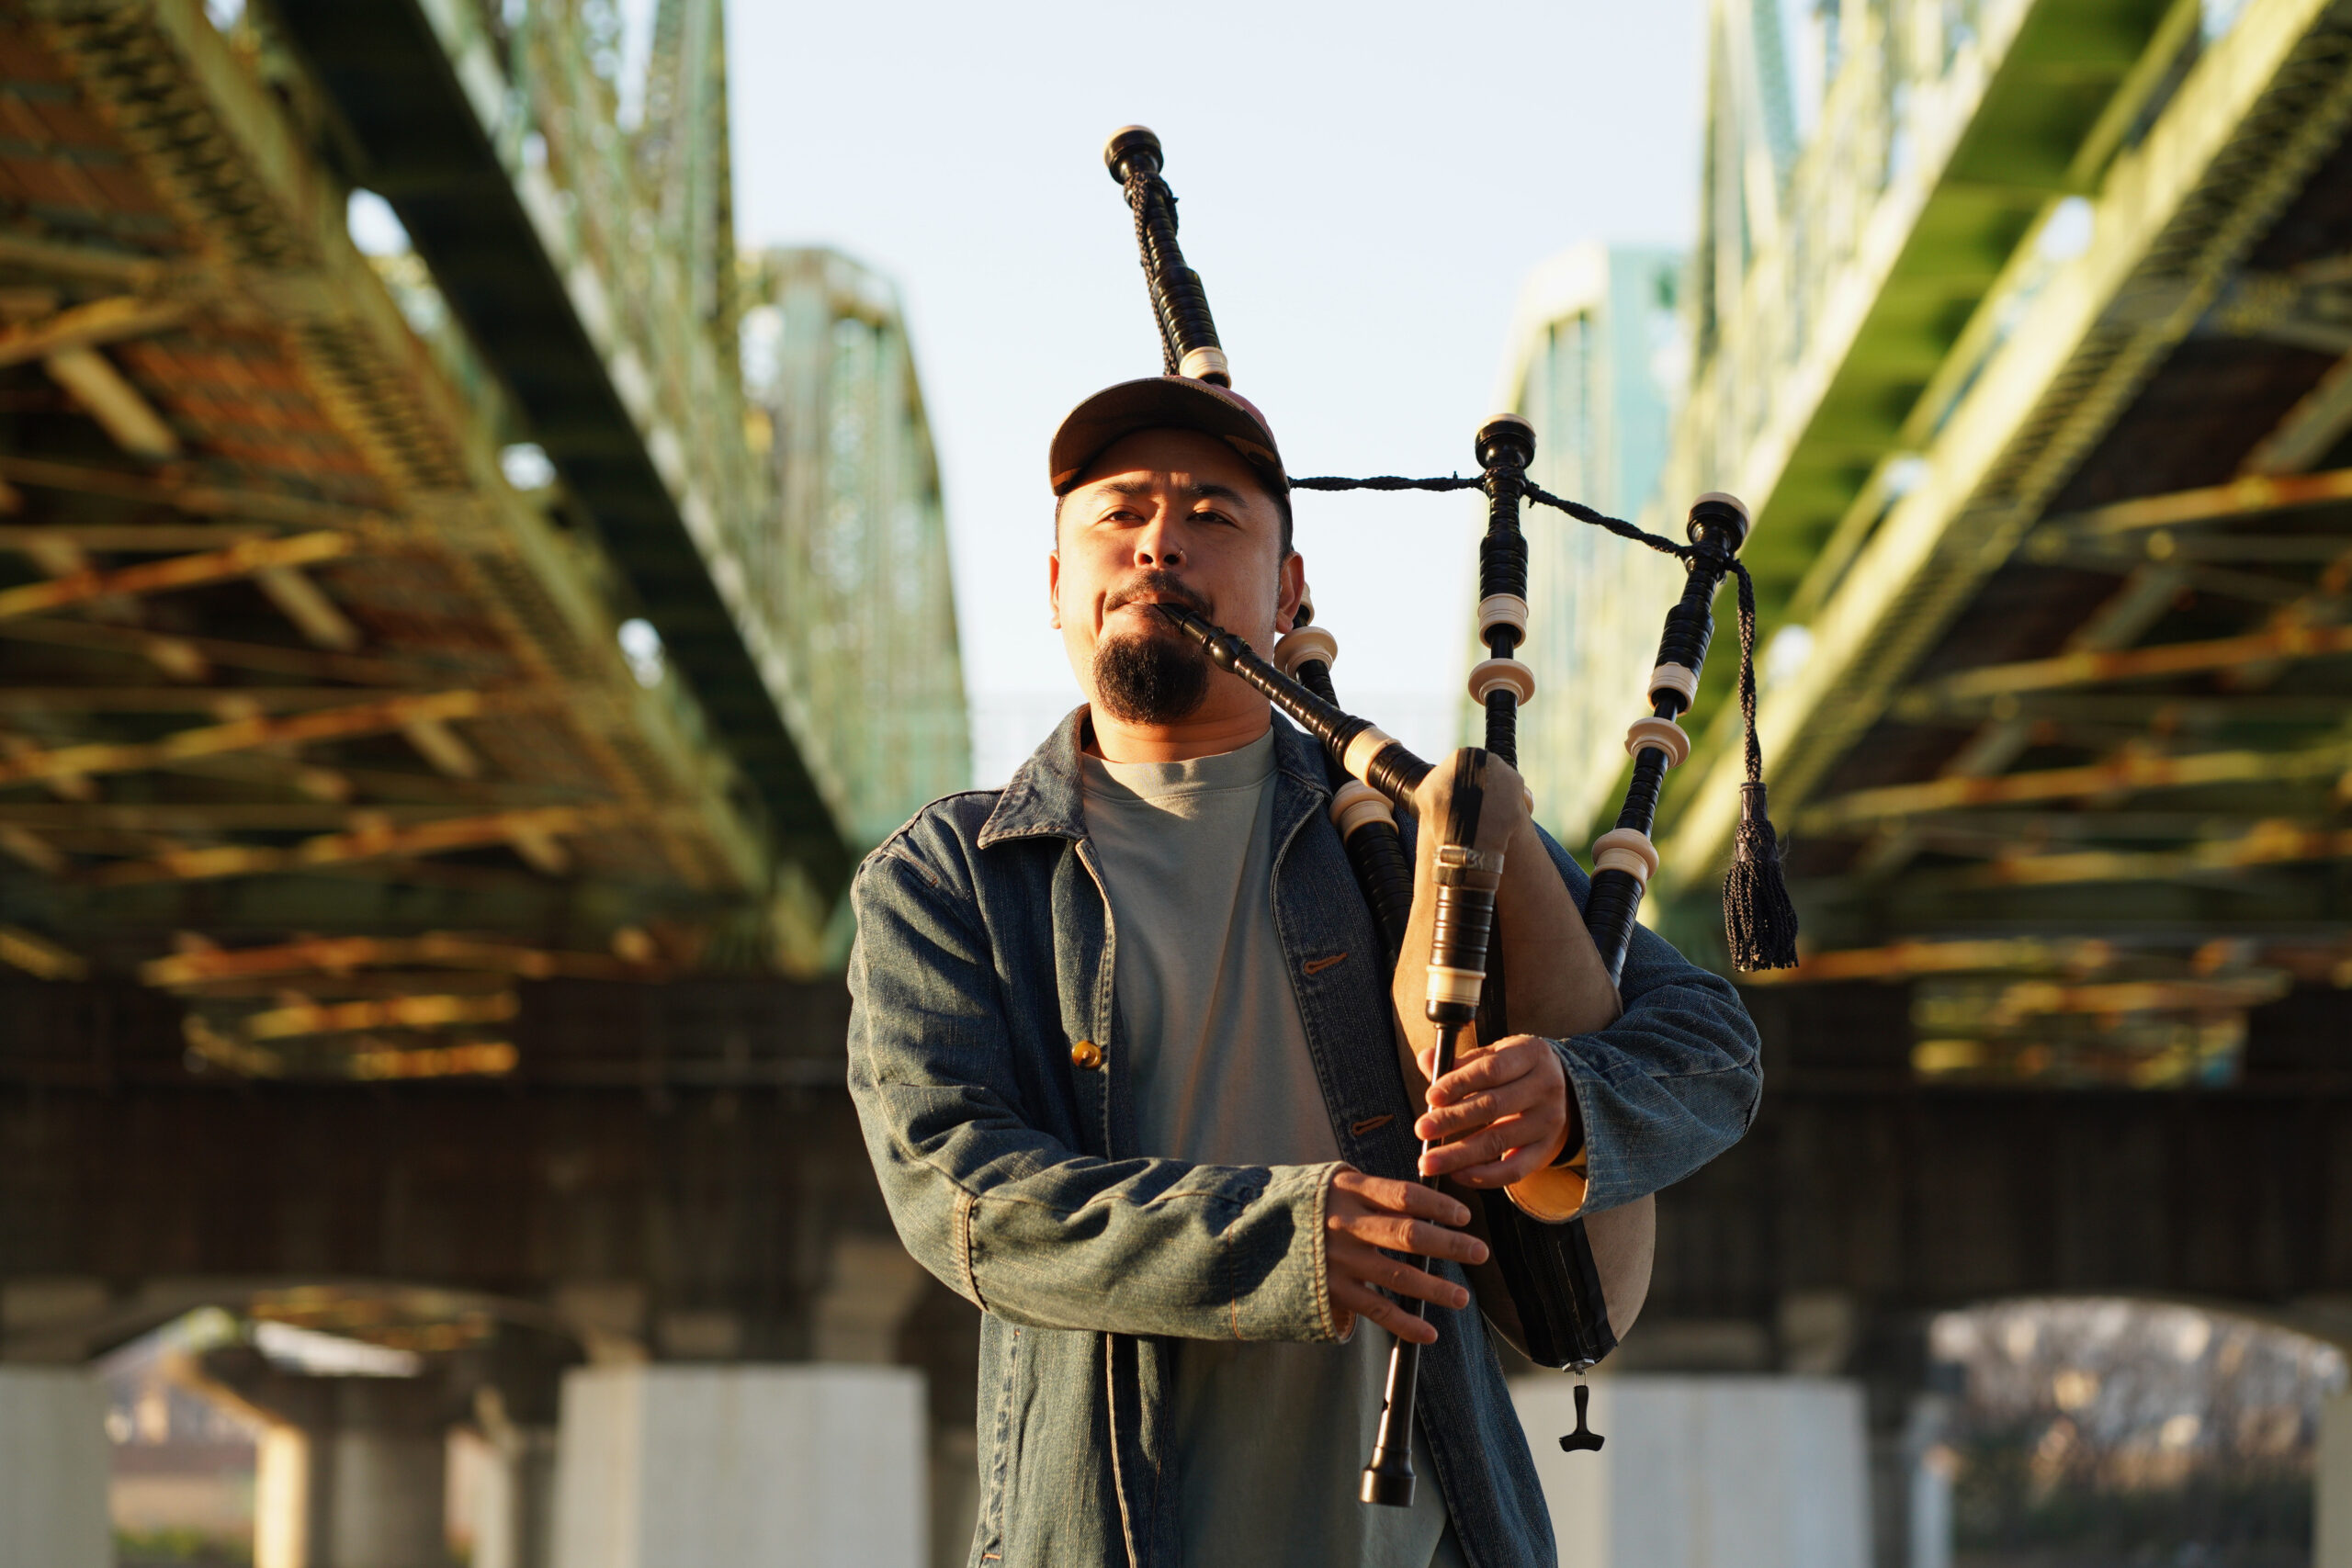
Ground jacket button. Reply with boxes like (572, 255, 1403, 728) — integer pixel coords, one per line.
(1069, 1039, 1103, 1071)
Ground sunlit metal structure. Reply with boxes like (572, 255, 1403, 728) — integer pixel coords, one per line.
(740, 248, 968, 856)
(0, 0, 966, 1075)
(1532, 0, 2352, 1087)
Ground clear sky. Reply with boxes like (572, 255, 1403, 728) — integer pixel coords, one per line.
(726, 0, 1707, 783)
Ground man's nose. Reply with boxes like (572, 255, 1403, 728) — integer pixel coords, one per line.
(1131, 517, 1184, 568)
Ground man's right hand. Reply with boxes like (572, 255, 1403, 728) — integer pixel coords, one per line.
(1325, 1169, 1488, 1345)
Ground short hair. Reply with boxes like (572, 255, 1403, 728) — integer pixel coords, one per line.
(1054, 478, 1295, 556)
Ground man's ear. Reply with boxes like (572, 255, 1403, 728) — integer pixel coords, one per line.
(1273, 550, 1307, 635)
(1048, 549, 1062, 629)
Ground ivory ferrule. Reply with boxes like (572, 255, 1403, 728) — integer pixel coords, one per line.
(1467, 657, 1536, 706)
(1329, 779, 1395, 837)
(1648, 662, 1700, 707)
(1434, 844, 1506, 876)
(1590, 827, 1660, 886)
(1273, 626, 1339, 677)
(1424, 964, 1486, 1010)
(1623, 716, 1690, 768)
(1477, 593, 1530, 640)
(1179, 345, 1230, 382)
(1342, 725, 1396, 783)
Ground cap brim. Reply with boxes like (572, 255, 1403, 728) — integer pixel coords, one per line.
(1049, 377, 1287, 496)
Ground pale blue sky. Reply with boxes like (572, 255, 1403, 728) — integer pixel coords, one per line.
(725, 0, 1708, 781)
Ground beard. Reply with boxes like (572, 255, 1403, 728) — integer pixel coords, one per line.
(1091, 573, 1213, 725)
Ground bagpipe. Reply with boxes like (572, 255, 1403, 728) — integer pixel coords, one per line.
(1100, 127, 1799, 1506)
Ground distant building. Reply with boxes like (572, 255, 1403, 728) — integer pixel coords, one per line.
(1491, 244, 1690, 843)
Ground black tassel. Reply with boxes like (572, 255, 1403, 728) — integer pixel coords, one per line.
(1724, 783, 1800, 969)
(1722, 564, 1800, 971)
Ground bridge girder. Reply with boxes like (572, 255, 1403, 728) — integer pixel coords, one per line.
(0, 0, 967, 1068)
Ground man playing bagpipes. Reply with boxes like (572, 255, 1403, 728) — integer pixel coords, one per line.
(843, 364, 1765, 1566)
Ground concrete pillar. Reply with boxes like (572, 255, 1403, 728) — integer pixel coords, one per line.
(1902, 1394, 1954, 1568)
(213, 1359, 456, 1568)
(1906, 1448, 1952, 1568)
(928, 1424, 979, 1568)
(2321, 1392, 2352, 1568)
(0, 1276, 107, 1364)
(472, 1425, 557, 1568)
(253, 1410, 448, 1568)
(0, 1366, 110, 1568)
(553, 1363, 925, 1568)
(812, 1236, 931, 1364)
(1516, 1376, 1611, 1568)
(1514, 1373, 1872, 1568)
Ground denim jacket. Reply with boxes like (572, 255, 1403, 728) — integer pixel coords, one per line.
(846, 712, 1761, 1568)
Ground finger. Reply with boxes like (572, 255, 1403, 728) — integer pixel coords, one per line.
(1449, 1143, 1558, 1187)
(1420, 1115, 1545, 1177)
(1415, 1074, 1546, 1142)
(1330, 1241, 1472, 1311)
(1420, 1112, 1561, 1180)
(1417, 1038, 1490, 1094)
(1330, 1172, 1471, 1227)
(1330, 1278, 1438, 1345)
(1332, 1214, 1490, 1266)
(1427, 1038, 1550, 1107)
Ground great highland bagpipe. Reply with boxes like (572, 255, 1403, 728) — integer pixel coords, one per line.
(1099, 127, 1800, 1504)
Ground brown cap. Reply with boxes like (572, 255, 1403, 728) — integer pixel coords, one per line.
(1049, 377, 1288, 498)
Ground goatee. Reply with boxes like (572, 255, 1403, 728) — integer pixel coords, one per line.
(1093, 622, 1210, 725)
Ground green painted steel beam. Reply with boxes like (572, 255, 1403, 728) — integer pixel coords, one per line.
(1654, 0, 2352, 908)
(1749, 0, 2175, 599)
(268, 0, 858, 897)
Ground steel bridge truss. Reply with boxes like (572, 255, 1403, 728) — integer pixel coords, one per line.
(0, 0, 966, 1075)
(1579, 0, 2352, 1085)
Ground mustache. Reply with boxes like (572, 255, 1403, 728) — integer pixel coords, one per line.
(1103, 572, 1211, 620)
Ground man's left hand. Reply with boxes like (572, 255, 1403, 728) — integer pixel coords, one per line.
(1412, 1034, 1577, 1187)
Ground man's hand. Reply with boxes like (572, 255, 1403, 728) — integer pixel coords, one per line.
(1413, 1034, 1576, 1187)
(1325, 1169, 1487, 1345)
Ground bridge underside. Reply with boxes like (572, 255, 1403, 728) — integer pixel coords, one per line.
(1795, 117, 2352, 944)
(0, 1, 888, 1077)
(0, 977, 913, 1359)
(1650, 4, 2352, 1092)
(6, 978, 2346, 1360)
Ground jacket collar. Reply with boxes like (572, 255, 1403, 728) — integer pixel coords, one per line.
(978, 705, 1331, 849)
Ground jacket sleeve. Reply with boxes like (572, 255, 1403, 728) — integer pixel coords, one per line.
(844, 837, 1346, 1344)
(1538, 828, 1763, 1214)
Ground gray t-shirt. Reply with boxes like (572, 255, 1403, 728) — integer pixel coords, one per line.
(1082, 728, 1459, 1568)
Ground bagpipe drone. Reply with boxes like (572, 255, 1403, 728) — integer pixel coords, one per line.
(1099, 126, 1799, 1507)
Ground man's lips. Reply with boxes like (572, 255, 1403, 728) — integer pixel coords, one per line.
(1104, 592, 1206, 620)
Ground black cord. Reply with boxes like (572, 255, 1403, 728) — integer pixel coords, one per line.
(1734, 562, 1761, 787)
(1521, 483, 1691, 561)
(1288, 474, 1483, 493)
(1284, 469, 1797, 969)
(1288, 473, 1695, 562)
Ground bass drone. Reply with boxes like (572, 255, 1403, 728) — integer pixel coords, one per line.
(1099, 125, 1799, 1507)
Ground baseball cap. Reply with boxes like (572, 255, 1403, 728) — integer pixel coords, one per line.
(1048, 377, 1289, 498)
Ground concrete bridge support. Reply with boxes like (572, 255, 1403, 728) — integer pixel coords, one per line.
(552, 1363, 927, 1568)
(469, 1417, 558, 1568)
(2322, 1393, 2352, 1568)
(217, 1367, 461, 1568)
(0, 1367, 109, 1568)
(1514, 1374, 1872, 1568)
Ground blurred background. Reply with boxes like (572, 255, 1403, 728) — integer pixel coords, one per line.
(1, 0, 2350, 1564)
